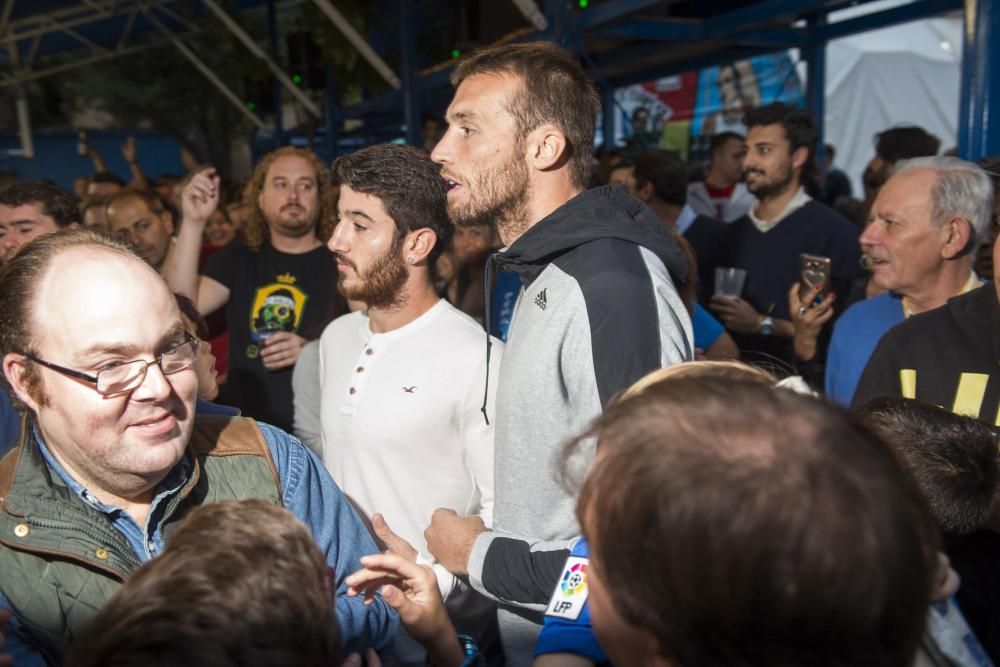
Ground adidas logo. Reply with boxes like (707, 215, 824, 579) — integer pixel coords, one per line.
(534, 288, 547, 310)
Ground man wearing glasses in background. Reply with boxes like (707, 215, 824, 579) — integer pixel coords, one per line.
(0, 229, 396, 665)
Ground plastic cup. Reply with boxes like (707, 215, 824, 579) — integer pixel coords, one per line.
(714, 267, 747, 298)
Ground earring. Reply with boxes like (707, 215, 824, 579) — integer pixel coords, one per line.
(406, 256, 415, 264)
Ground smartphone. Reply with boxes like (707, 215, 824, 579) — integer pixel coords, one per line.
(799, 254, 832, 305)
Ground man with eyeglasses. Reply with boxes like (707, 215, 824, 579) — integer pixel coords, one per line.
(0, 228, 397, 665)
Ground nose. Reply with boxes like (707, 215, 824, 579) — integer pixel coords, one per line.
(859, 219, 881, 246)
(327, 219, 349, 254)
(131, 360, 174, 402)
(430, 129, 452, 165)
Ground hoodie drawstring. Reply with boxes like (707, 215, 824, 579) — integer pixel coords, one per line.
(480, 251, 499, 425)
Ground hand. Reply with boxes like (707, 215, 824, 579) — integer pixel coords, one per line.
(788, 282, 835, 361)
(181, 166, 221, 226)
(709, 295, 762, 334)
(347, 552, 452, 643)
(259, 331, 306, 371)
(372, 512, 418, 562)
(0, 608, 13, 667)
(122, 135, 137, 164)
(424, 509, 485, 576)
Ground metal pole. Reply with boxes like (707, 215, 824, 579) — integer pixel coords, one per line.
(805, 12, 827, 166)
(266, 0, 284, 145)
(309, 0, 401, 90)
(8, 43, 33, 158)
(601, 84, 616, 151)
(958, 0, 1000, 159)
(510, 0, 548, 30)
(324, 65, 337, 159)
(144, 10, 268, 131)
(201, 0, 321, 118)
(401, 0, 420, 146)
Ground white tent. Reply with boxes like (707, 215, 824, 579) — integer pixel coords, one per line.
(821, 4, 962, 195)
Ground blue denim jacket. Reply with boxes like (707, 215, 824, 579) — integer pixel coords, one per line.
(1, 422, 398, 665)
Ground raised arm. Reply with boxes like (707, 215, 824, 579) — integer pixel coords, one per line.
(162, 167, 228, 313)
(121, 136, 150, 191)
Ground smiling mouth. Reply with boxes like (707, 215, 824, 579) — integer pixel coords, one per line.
(130, 413, 177, 437)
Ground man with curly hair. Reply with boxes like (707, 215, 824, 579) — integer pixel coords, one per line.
(164, 148, 346, 431)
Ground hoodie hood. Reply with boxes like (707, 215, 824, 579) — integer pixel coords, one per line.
(496, 185, 689, 287)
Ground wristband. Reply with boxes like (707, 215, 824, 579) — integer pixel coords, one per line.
(457, 634, 484, 666)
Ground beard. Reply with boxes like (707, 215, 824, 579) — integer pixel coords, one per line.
(745, 160, 795, 202)
(448, 149, 530, 243)
(266, 203, 318, 239)
(336, 235, 408, 310)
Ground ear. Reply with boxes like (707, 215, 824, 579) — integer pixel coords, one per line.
(525, 124, 569, 173)
(163, 211, 175, 236)
(403, 227, 438, 265)
(791, 145, 809, 172)
(3, 353, 39, 413)
(637, 180, 655, 204)
(940, 216, 973, 260)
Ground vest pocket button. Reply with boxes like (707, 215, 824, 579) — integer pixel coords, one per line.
(95, 548, 109, 560)
(14, 523, 28, 537)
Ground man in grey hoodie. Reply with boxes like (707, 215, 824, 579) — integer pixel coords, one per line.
(426, 41, 693, 663)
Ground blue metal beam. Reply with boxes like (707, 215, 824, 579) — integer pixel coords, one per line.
(400, 0, 420, 146)
(592, 18, 702, 41)
(706, 0, 824, 35)
(804, 12, 826, 163)
(813, 0, 963, 42)
(574, 0, 667, 30)
(959, 0, 1000, 159)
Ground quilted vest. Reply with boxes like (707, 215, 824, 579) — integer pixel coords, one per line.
(0, 415, 282, 664)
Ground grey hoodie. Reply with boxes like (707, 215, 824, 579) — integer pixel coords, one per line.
(467, 185, 693, 663)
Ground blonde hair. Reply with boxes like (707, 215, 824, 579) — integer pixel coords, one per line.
(243, 147, 336, 251)
(618, 361, 777, 403)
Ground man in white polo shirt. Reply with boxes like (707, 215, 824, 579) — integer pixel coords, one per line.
(320, 143, 502, 662)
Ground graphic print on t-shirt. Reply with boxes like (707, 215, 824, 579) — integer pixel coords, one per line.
(246, 273, 309, 359)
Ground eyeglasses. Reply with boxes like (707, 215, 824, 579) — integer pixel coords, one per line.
(23, 334, 200, 396)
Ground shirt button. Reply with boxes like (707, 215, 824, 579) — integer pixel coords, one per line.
(14, 523, 29, 537)
(147, 540, 156, 553)
(349, 387, 356, 395)
(95, 548, 109, 560)
(365, 348, 373, 355)
(356, 367, 364, 373)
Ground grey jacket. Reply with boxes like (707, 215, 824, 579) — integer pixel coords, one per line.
(468, 186, 693, 662)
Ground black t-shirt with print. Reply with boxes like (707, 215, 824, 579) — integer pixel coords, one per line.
(203, 241, 345, 431)
(852, 285, 1000, 425)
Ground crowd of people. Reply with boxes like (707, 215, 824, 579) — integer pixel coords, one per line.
(0, 38, 998, 667)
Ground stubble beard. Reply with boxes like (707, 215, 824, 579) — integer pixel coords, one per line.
(336, 236, 409, 310)
(747, 161, 796, 204)
(448, 152, 531, 246)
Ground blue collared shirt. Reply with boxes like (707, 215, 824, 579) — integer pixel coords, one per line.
(1, 422, 398, 665)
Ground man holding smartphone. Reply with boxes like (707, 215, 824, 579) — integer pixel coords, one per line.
(710, 103, 861, 366)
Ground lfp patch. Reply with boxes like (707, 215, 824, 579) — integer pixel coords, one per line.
(545, 556, 589, 620)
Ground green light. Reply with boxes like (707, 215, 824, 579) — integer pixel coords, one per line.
(292, 74, 302, 84)
(246, 101, 256, 111)
(579, 0, 588, 7)
(451, 49, 461, 59)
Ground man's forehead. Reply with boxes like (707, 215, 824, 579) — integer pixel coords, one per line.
(108, 197, 156, 223)
(338, 185, 390, 221)
(266, 155, 317, 181)
(877, 171, 935, 215)
(0, 202, 52, 226)
(449, 73, 520, 118)
(747, 124, 788, 144)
